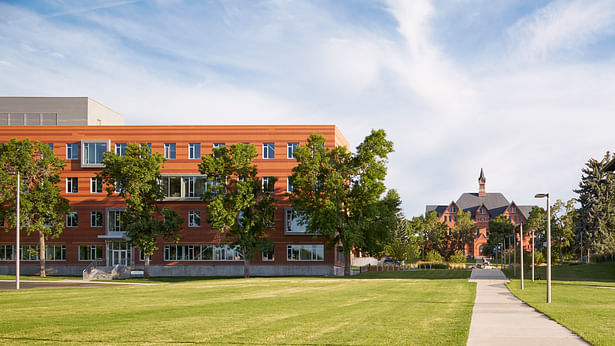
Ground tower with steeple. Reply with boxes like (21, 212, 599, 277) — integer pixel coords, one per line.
(478, 168, 486, 197)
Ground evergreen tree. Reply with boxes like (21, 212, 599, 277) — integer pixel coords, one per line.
(574, 152, 615, 259)
(0, 139, 70, 277)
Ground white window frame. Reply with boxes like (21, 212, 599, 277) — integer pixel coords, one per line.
(287, 177, 293, 193)
(262, 249, 275, 262)
(262, 176, 274, 193)
(81, 140, 110, 168)
(263, 142, 275, 159)
(212, 143, 225, 149)
(66, 143, 79, 160)
(188, 210, 201, 227)
(188, 143, 201, 160)
(115, 143, 127, 156)
(287, 142, 298, 159)
(78, 245, 103, 261)
(107, 209, 124, 232)
(286, 244, 324, 261)
(90, 211, 103, 227)
(66, 212, 78, 228)
(163, 143, 176, 159)
(66, 177, 78, 193)
(285, 208, 307, 234)
(90, 177, 103, 193)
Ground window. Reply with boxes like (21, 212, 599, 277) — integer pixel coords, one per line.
(140, 143, 152, 154)
(90, 211, 103, 227)
(47, 143, 54, 151)
(510, 207, 516, 213)
(188, 143, 201, 159)
(164, 143, 176, 159)
(90, 177, 102, 193)
(454, 216, 457, 222)
(115, 143, 127, 156)
(160, 176, 206, 198)
(79, 245, 103, 261)
(287, 142, 299, 159)
(287, 244, 324, 261)
(66, 177, 78, 193)
(285, 208, 307, 233)
(0, 245, 14, 260)
(213, 143, 225, 149)
(263, 143, 275, 159)
(107, 209, 124, 232)
(66, 212, 78, 227)
(20, 245, 40, 261)
(66, 143, 79, 160)
(164, 244, 242, 261)
(188, 210, 201, 227)
(82, 141, 109, 166)
(183, 176, 206, 198)
(287, 177, 294, 192)
(262, 249, 275, 262)
(262, 176, 274, 192)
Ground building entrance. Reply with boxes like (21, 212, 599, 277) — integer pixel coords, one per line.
(107, 241, 132, 266)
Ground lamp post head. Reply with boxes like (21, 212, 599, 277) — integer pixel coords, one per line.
(535, 193, 549, 199)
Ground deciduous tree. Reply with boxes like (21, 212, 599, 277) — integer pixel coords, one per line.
(0, 139, 70, 277)
(198, 143, 276, 278)
(99, 143, 183, 278)
(290, 130, 398, 276)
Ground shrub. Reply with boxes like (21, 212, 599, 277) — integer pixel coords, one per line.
(426, 250, 443, 262)
(448, 250, 465, 264)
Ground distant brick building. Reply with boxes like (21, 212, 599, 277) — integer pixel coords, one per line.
(426, 169, 534, 257)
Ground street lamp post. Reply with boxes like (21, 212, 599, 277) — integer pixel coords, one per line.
(7, 171, 20, 290)
(535, 193, 551, 303)
(531, 230, 535, 282)
(519, 224, 525, 290)
(513, 233, 516, 277)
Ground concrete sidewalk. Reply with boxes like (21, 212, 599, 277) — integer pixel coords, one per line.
(466, 268, 587, 346)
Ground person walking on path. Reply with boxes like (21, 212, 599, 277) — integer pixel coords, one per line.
(466, 268, 587, 346)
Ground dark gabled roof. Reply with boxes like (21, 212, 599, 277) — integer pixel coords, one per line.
(518, 205, 533, 220)
(426, 205, 447, 215)
(456, 192, 509, 215)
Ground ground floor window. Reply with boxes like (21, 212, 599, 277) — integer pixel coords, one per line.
(0, 245, 14, 260)
(79, 245, 103, 261)
(287, 244, 324, 261)
(262, 249, 275, 262)
(164, 244, 243, 261)
(17, 245, 66, 261)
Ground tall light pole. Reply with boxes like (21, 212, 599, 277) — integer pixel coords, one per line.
(8, 171, 20, 290)
(519, 224, 525, 290)
(535, 193, 551, 303)
(531, 230, 535, 282)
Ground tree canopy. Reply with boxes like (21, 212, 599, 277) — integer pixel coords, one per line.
(0, 138, 70, 277)
(289, 129, 398, 276)
(198, 143, 276, 278)
(99, 143, 183, 278)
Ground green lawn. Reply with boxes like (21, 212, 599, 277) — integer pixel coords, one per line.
(506, 262, 615, 346)
(0, 270, 475, 345)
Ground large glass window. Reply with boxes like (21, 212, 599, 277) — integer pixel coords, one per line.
(17, 245, 66, 261)
(66, 143, 79, 160)
(83, 141, 108, 165)
(183, 176, 206, 197)
(164, 143, 176, 159)
(0, 245, 14, 260)
(263, 143, 275, 159)
(164, 244, 242, 261)
(161, 176, 206, 198)
(79, 245, 103, 261)
(285, 208, 307, 233)
(287, 142, 298, 159)
(286, 244, 324, 261)
(188, 143, 201, 159)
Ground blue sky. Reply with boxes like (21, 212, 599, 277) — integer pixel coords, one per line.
(2, 0, 615, 216)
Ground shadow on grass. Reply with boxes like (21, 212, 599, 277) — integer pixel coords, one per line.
(350, 269, 471, 280)
(502, 262, 615, 283)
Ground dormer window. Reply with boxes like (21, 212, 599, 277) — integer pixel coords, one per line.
(510, 207, 516, 213)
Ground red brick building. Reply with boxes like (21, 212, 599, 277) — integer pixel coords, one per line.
(426, 169, 534, 258)
(0, 98, 349, 276)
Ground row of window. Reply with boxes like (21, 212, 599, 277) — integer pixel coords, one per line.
(60, 142, 301, 162)
(65, 176, 294, 195)
(59, 208, 305, 233)
(0, 244, 325, 262)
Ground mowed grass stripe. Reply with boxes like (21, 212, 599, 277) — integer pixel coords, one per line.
(0, 272, 475, 345)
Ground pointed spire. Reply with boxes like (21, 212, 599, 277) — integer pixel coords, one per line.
(478, 168, 486, 197)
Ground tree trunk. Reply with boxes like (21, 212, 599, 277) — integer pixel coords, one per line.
(558, 239, 563, 264)
(244, 258, 250, 278)
(39, 231, 46, 278)
(344, 251, 351, 277)
(144, 254, 150, 279)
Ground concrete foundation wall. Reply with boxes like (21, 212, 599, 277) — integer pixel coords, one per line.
(0, 264, 345, 277)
